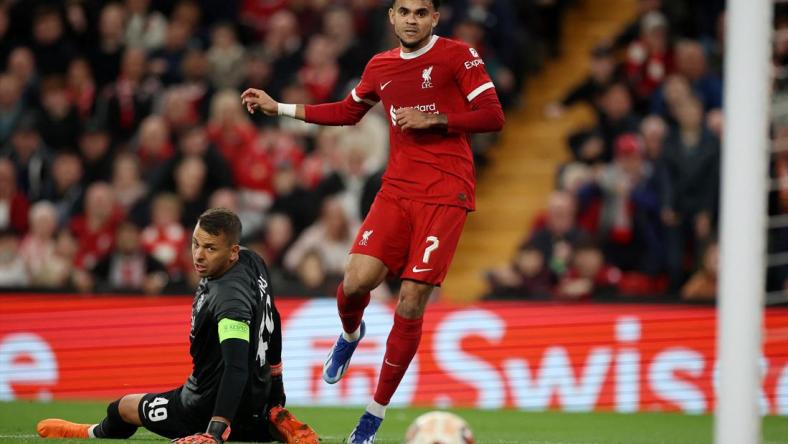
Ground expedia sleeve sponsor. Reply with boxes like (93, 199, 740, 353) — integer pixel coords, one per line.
(464, 59, 485, 70)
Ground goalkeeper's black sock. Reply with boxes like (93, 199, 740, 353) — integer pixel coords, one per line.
(92, 399, 137, 439)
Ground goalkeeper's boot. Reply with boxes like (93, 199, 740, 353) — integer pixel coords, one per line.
(37, 419, 91, 439)
(322, 321, 365, 384)
(347, 411, 382, 444)
(269, 405, 320, 444)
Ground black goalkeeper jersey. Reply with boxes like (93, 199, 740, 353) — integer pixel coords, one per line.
(180, 248, 282, 416)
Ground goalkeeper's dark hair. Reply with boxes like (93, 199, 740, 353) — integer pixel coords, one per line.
(198, 208, 242, 245)
(390, 0, 441, 10)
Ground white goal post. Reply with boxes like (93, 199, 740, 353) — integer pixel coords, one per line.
(715, 0, 773, 443)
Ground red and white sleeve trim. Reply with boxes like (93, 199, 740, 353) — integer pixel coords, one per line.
(351, 88, 377, 106)
(466, 82, 496, 102)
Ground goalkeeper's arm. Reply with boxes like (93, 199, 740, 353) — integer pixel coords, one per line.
(207, 319, 251, 442)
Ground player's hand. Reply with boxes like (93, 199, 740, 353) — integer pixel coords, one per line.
(241, 88, 278, 116)
(395, 107, 446, 131)
(269, 374, 286, 407)
(170, 433, 220, 444)
(171, 420, 231, 444)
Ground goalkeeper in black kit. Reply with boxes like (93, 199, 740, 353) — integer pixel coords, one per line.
(37, 208, 319, 444)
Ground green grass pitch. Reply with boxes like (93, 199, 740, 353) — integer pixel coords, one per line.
(1, 401, 787, 443)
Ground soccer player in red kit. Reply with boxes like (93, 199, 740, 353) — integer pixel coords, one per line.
(241, 0, 504, 442)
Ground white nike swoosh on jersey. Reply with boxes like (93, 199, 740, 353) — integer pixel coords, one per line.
(411, 266, 433, 273)
(380, 80, 393, 90)
(385, 358, 402, 367)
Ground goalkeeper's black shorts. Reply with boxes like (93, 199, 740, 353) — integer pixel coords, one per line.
(138, 386, 276, 442)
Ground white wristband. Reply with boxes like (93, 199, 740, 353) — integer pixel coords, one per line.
(277, 103, 297, 118)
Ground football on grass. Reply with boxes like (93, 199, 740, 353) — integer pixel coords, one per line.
(404, 411, 475, 444)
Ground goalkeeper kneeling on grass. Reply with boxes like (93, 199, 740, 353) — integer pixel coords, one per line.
(37, 208, 319, 444)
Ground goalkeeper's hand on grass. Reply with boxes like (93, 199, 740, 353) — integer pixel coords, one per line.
(171, 432, 220, 444)
(171, 421, 230, 444)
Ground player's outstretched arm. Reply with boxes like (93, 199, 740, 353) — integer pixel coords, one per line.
(241, 88, 306, 120)
(241, 88, 372, 127)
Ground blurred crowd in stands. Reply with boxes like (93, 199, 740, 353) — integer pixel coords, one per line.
(0, 0, 559, 296)
(486, 0, 749, 302)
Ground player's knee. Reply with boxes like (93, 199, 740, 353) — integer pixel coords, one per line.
(396, 300, 424, 318)
(342, 271, 376, 297)
(396, 288, 430, 318)
(117, 396, 142, 426)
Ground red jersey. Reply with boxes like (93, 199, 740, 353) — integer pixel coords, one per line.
(351, 36, 496, 210)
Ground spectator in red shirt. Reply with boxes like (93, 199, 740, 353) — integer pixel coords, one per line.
(0, 158, 29, 234)
(178, 49, 215, 122)
(556, 238, 622, 300)
(625, 11, 672, 105)
(298, 34, 340, 103)
(75, 221, 169, 294)
(70, 181, 124, 270)
(240, 0, 288, 39)
(206, 89, 257, 165)
(141, 193, 187, 279)
(161, 87, 201, 137)
(65, 58, 97, 122)
(135, 116, 174, 174)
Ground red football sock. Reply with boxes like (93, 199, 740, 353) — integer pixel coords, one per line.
(336, 282, 370, 334)
(373, 313, 423, 406)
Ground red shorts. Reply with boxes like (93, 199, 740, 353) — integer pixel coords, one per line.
(350, 192, 468, 286)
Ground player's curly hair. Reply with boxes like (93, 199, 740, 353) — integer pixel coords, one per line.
(198, 208, 242, 245)
(390, 0, 441, 10)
